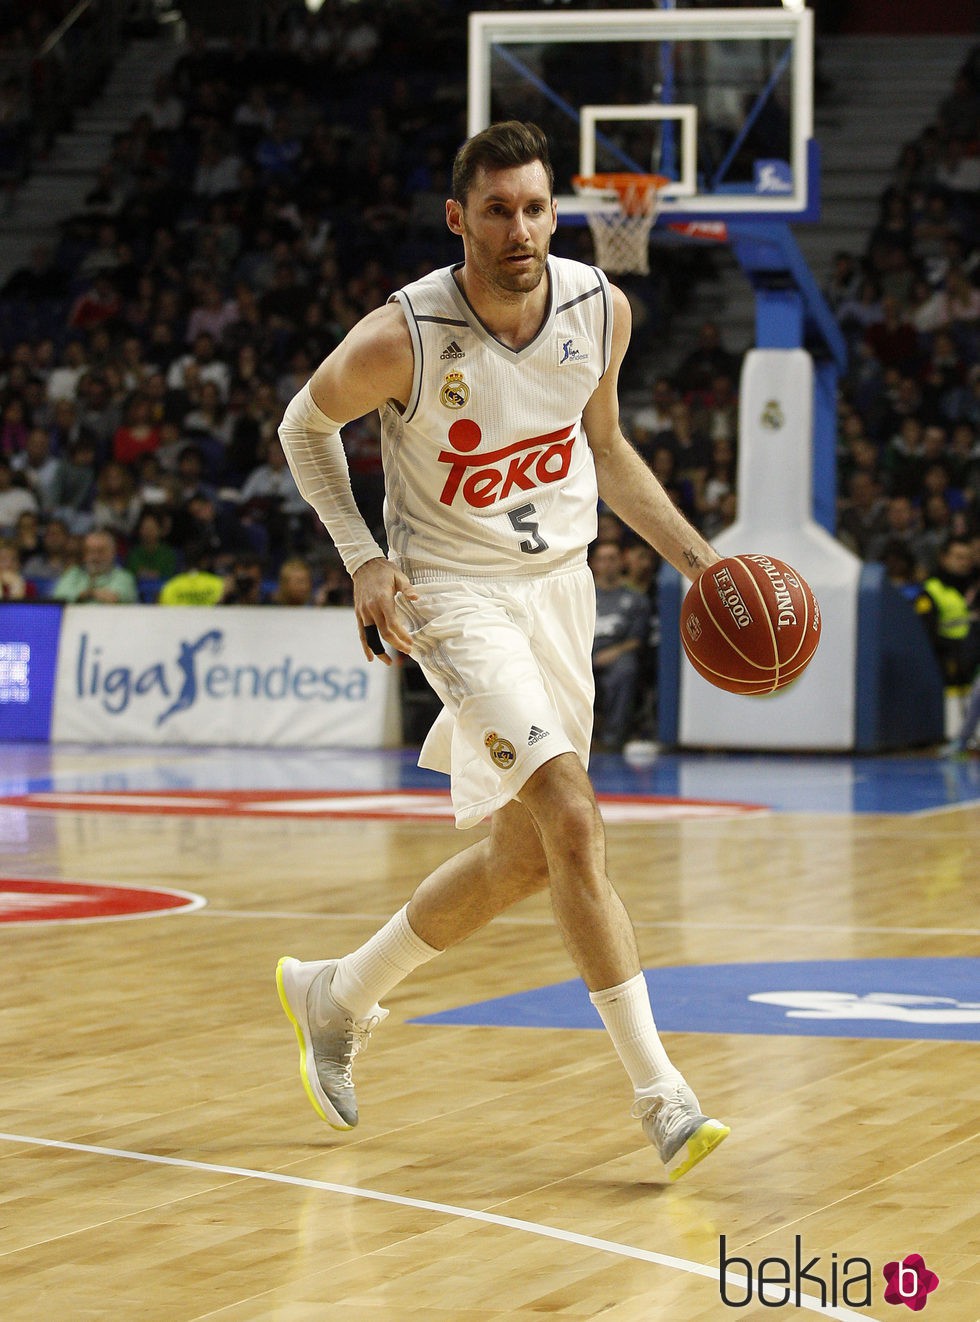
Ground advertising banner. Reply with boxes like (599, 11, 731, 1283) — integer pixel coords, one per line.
(0, 605, 63, 741)
(52, 606, 399, 748)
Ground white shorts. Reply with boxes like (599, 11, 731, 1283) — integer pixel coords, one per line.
(401, 564, 595, 828)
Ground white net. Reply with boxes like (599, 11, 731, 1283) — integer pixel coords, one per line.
(574, 176, 663, 276)
(585, 210, 655, 275)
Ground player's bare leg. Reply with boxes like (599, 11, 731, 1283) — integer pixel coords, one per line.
(516, 752, 639, 990)
(518, 752, 730, 1179)
(405, 798, 550, 949)
(277, 800, 549, 1129)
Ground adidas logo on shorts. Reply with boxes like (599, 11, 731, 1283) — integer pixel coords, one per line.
(440, 340, 465, 359)
(528, 725, 549, 746)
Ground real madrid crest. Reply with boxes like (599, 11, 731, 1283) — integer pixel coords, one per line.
(484, 729, 517, 771)
(440, 371, 470, 410)
(761, 399, 784, 430)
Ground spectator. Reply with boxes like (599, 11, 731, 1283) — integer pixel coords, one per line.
(272, 555, 315, 605)
(866, 494, 922, 563)
(923, 535, 980, 687)
(915, 266, 980, 335)
(823, 251, 862, 314)
(222, 552, 266, 604)
(75, 373, 121, 458)
(915, 493, 955, 574)
(0, 537, 36, 601)
(313, 550, 355, 606)
(0, 456, 38, 532)
(1, 243, 68, 299)
(867, 192, 914, 296)
(126, 509, 178, 587)
(629, 376, 676, 444)
(864, 295, 920, 374)
(46, 341, 89, 404)
(192, 138, 243, 199)
(158, 540, 226, 605)
(673, 320, 740, 397)
(697, 437, 737, 541)
(185, 279, 240, 344)
(68, 273, 123, 332)
(692, 372, 739, 445)
(51, 528, 138, 603)
(596, 509, 627, 546)
(142, 73, 184, 133)
(91, 461, 141, 543)
(166, 332, 231, 400)
(648, 444, 697, 523)
(238, 436, 307, 549)
(590, 540, 651, 753)
(838, 470, 888, 558)
(22, 517, 74, 581)
(880, 542, 937, 650)
(934, 136, 980, 198)
(837, 277, 884, 341)
(255, 114, 302, 182)
(661, 400, 712, 482)
(112, 394, 162, 466)
(12, 508, 41, 564)
(11, 428, 62, 511)
(50, 435, 97, 522)
(182, 379, 232, 446)
(0, 397, 30, 457)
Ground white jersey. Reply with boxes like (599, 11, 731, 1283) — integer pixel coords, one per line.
(383, 256, 613, 581)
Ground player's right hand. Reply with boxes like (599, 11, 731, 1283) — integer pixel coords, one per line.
(352, 558, 418, 664)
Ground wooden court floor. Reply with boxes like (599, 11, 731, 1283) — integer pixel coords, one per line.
(0, 747, 977, 1320)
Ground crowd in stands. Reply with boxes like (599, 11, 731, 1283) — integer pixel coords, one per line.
(0, 8, 977, 748)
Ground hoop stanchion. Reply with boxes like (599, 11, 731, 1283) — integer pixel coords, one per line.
(571, 173, 668, 275)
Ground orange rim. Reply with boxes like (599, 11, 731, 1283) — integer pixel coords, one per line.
(572, 172, 669, 216)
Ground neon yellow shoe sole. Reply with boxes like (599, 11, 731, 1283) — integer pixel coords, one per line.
(668, 1118, 731, 1181)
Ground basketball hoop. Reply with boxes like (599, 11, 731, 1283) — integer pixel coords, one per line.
(571, 173, 668, 276)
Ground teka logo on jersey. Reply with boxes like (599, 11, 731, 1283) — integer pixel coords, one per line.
(438, 418, 576, 508)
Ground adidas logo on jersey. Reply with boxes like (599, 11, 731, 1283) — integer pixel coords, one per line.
(440, 340, 465, 360)
(528, 725, 549, 746)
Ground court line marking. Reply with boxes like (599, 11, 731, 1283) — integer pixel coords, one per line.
(0, 1130, 880, 1320)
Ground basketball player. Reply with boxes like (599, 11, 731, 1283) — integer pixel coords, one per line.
(276, 122, 729, 1180)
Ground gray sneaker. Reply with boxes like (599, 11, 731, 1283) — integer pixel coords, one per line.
(276, 956, 388, 1129)
(632, 1081, 730, 1181)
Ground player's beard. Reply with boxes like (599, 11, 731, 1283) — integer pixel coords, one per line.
(464, 226, 549, 297)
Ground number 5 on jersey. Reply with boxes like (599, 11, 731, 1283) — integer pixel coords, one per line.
(508, 503, 549, 555)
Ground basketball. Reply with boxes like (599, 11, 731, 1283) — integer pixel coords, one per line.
(680, 555, 821, 695)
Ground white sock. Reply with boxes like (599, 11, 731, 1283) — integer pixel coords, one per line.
(590, 973, 682, 1094)
(327, 905, 441, 1022)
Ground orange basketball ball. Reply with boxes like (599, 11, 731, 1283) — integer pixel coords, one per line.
(680, 554, 821, 695)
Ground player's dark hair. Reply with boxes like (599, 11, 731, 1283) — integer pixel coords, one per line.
(452, 121, 554, 204)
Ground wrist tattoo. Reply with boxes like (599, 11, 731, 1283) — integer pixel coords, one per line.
(683, 548, 703, 569)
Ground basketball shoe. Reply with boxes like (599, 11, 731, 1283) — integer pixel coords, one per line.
(632, 1081, 730, 1181)
(276, 956, 388, 1129)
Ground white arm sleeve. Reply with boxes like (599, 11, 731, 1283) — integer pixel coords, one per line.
(278, 380, 385, 577)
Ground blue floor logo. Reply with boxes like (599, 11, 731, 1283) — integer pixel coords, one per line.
(411, 959, 980, 1042)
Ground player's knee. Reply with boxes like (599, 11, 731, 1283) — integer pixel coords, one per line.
(516, 856, 551, 896)
(538, 790, 602, 860)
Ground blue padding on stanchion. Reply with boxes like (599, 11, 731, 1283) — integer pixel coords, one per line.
(855, 563, 944, 751)
(656, 563, 683, 745)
